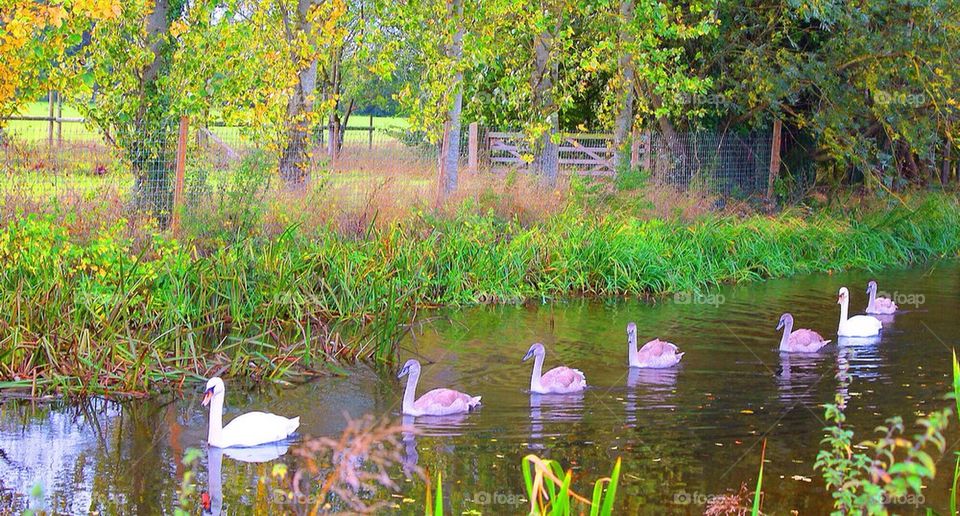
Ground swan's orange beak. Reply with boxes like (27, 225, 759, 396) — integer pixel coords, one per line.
(201, 387, 214, 407)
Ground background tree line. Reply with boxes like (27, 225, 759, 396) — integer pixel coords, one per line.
(1, 0, 957, 195)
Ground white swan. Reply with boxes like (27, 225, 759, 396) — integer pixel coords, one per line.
(201, 377, 300, 448)
(398, 359, 481, 417)
(522, 343, 587, 394)
(837, 287, 882, 337)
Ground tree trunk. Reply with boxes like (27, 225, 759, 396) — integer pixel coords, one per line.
(338, 98, 354, 153)
(278, 59, 318, 186)
(532, 29, 559, 186)
(326, 55, 341, 157)
(612, 0, 636, 169)
(131, 0, 173, 220)
(278, 0, 320, 186)
(642, 83, 687, 165)
(440, 0, 464, 196)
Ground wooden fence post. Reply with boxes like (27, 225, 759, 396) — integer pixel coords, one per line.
(368, 114, 374, 149)
(171, 116, 189, 233)
(642, 130, 652, 171)
(942, 140, 952, 186)
(56, 92, 63, 144)
(630, 127, 640, 168)
(767, 119, 783, 200)
(468, 122, 479, 174)
(47, 91, 54, 145)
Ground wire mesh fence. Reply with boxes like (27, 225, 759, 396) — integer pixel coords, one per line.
(1, 118, 183, 225)
(1, 113, 776, 234)
(479, 128, 774, 197)
(0, 117, 443, 229)
(648, 131, 772, 197)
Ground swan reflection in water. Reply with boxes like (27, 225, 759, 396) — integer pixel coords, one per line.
(775, 352, 829, 408)
(528, 392, 584, 450)
(835, 336, 885, 384)
(399, 413, 471, 478)
(203, 442, 290, 515)
(625, 367, 678, 426)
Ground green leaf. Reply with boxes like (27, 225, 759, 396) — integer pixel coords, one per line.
(599, 458, 621, 516)
(752, 439, 766, 516)
(433, 470, 443, 516)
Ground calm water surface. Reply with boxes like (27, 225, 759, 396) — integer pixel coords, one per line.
(3, 262, 960, 514)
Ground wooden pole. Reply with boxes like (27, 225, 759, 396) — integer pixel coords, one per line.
(468, 122, 479, 174)
(767, 120, 783, 200)
(642, 130, 652, 171)
(630, 127, 640, 168)
(47, 91, 54, 145)
(942, 140, 952, 186)
(171, 116, 189, 232)
(369, 113, 374, 149)
(56, 92, 63, 144)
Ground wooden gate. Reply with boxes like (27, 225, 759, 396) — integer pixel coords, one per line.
(486, 131, 619, 176)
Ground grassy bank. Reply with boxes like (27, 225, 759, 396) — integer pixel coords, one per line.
(1, 193, 959, 396)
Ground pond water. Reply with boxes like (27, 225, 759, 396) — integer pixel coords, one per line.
(3, 262, 960, 514)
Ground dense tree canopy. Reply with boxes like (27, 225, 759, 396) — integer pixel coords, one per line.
(1, 0, 957, 189)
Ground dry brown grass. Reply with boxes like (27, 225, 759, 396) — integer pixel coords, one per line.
(279, 415, 418, 514)
(704, 482, 762, 516)
(1, 151, 754, 248)
(445, 170, 570, 224)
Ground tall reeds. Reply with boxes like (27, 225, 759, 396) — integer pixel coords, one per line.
(1, 193, 958, 396)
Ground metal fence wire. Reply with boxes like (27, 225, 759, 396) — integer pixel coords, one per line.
(1, 118, 183, 224)
(649, 131, 772, 197)
(1, 112, 776, 231)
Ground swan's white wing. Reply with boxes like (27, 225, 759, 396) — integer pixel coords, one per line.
(220, 411, 300, 447)
(840, 315, 883, 337)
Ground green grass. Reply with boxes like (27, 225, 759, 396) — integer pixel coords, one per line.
(1, 193, 959, 396)
(4, 101, 409, 145)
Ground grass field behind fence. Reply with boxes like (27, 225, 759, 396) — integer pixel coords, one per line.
(2, 102, 432, 208)
(4, 101, 411, 145)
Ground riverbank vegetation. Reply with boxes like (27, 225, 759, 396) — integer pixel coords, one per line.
(1, 191, 958, 396)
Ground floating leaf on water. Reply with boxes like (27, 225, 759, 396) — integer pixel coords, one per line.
(740, 409, 754, 414)
(791, 475, 812, 482)
(402, 497, 415, 503)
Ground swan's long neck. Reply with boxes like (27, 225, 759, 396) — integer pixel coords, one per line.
(207, 394, 224, 446)
(867, 288, 877, 311)
(530, 354, 544, 391)
(839, 297, 849, 328)
(779, 319, 793, 351)
(402, 370, 420, 414)
(628, 334, 640, 367)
